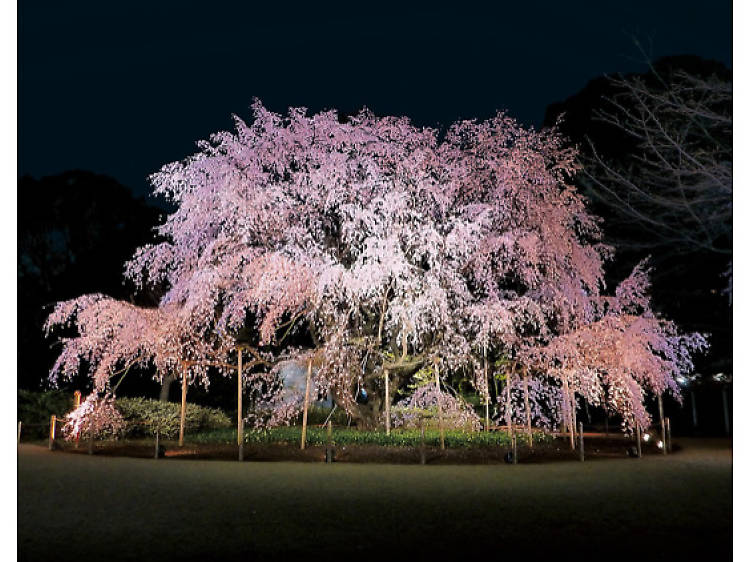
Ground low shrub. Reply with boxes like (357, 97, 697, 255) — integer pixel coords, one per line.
(18, 390, 76, 439)
(192, 426, 551, 448)
(116, 397, 232, 438)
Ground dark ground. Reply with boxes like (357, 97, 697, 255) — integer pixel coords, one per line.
(18, 438, 731, 561)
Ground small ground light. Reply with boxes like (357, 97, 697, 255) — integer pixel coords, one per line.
(643, 433, 651, 442)
(657, 440, 664, 450)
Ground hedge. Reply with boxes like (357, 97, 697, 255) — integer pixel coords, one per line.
(116, 397, 231, 438)
(192, 426, 551, 448)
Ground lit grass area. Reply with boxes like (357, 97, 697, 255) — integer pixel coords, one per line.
(18, 439, 731, 560)
(188, 426, 550, 448)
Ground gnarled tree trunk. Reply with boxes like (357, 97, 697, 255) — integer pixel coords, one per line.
(159, 372, 177, 402)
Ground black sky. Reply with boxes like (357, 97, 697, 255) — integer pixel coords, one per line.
(19, 1, 732, 199)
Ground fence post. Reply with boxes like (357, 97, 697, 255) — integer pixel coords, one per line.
(88, 421, 94, 455)
(434, 360, 445, 451)
(48, 415, 56, 450)
(384, 369, 391, 437)
(325, 420, 333, 463)
(73, 392, 81, 447)
(301, 358, 312, 450)
(74, 391, 81, 448)
(666, 417, 672, 454)
(154, 429, 160, 460)
(722, 387, 731, 435)
(635, 424, 642, 458)
(238, 348, 244, 462)
(658, 394, 666, 456)
(579, 422, 584, 462)
(419, 418, 426, 465)
(512, 433, 518, 464)
(179, 363, 188, 447)
(483, 343, 490, 433)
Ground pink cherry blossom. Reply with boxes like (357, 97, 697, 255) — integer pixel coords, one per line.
(45, 101, 706, 431)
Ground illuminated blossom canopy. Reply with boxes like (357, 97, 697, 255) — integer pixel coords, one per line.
(45, 100, 706, 431)
(44, 295, 234, 392)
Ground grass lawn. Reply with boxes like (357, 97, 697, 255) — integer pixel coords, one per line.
(17, 438, 731, 561)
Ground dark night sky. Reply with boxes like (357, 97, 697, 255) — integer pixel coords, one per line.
(19, 1, 732, 199)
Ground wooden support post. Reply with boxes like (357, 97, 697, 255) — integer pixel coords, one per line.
(635, 424, 642, 458)
(178, 363, 187, 447)
(434, 360, 445, 451)
(604, 394, 609, 436)
(658, 393, 666, 455)
(419, 418, 426, 465)
(492, 373, 500, 414)
(666, 417, 672, 453)
(17, 421, 21, 445)
(301, 358, 312, 450)
(570, 390, 578, 447)
(562, 378, 575, 450)
(384, 369, 390, 436)
(325, 420, 333, 463)
(48, 415, 56, 450)
(484, 344, 490, 432)
(74, 392, 81, 448)
(504, 366, 517, 463)
(523, 369, 532, 447)
(88, 420, 94, 455)
(154, 429, 160, 460)
(579, 422, 584, 462)
(237, 348, 244, 461)
(504, 368, 513, 436)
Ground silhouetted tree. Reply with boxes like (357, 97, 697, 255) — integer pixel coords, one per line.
(18, 171, 161, 390)
(544, 55, 731, 382)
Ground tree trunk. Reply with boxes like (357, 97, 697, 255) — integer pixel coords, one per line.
(159, 372, 177, 402)
(335, 366, 408, 429)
